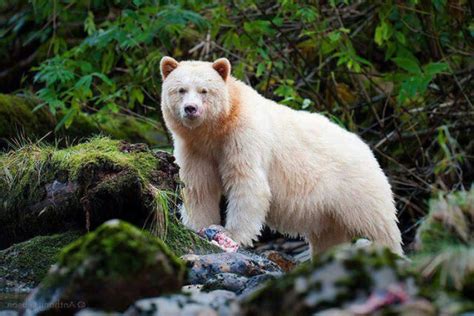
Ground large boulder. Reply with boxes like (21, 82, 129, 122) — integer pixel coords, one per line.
(21, 220, 186, 315)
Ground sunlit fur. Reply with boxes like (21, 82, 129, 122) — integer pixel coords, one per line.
(160, 57, 403, 256)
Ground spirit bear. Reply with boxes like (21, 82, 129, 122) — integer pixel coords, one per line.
(160, 56, 403, 256)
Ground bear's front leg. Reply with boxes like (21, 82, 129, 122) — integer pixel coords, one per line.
(178, 154, 222, 231)
(222, 162, 271, 246)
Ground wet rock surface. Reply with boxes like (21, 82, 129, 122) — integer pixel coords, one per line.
(21, 220, 185, 315)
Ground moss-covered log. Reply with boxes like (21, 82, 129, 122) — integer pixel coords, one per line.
(0, 93, 168, 148)
(0, 137, 220, 256)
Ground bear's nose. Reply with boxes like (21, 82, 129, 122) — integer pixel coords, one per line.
(184, 104, 198, 115)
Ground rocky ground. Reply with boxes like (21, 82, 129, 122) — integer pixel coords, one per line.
(0, 137, 473, 315)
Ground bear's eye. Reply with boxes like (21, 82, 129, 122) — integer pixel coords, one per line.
(178, 88, 187, 94)
(200, 88, 208, 94)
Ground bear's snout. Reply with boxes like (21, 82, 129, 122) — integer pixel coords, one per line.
(183, 104, 201, 119)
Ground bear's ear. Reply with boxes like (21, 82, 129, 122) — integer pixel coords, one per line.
(160, 56, 179, 80)
(212, 58, 231, 81)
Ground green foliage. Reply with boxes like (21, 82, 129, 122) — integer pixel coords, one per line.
(23, 0, 209, 129)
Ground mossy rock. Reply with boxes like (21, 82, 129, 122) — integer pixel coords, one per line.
(0, 136, 220, 256)
(0, 231, 81, 292)
(411, 188, 474, 312)
(21, 220, 185, 314)
(242, 244, 417, 316)
(0, 93, 167, 148)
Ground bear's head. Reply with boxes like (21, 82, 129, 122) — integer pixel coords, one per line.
(160, 57, 232, 129)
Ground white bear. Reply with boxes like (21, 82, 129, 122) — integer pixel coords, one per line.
(160, 56, 403, 256)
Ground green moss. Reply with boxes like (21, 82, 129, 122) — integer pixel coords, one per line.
(0, 137, 158, 226)
(164, 216, 222, 257)
(148, 189, 222, 256)
(50, 137, 157, 182)
(0, 231, 81, 290)
(57, 220, 184, 279)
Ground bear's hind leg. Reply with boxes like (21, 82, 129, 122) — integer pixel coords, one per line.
(307, 217, 351, 256)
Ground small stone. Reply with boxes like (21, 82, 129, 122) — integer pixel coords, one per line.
(260, 250, 297, 272)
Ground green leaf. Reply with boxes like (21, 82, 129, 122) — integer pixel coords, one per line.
(375, 25, 383, 46)
(84, 11, 96, 36)
(395, 32, 406, 45)
(328, 31, 341, 43)
(56, 107, 77, 131)
(74, 75, 92, 90)
(92, 72, 113, 86)
(423, 62, 449, 76)
(256, 63, 265, 78)
(130, 87, 145, 108)
(375, 20, 392, 46)
(392, 57, 421, 74)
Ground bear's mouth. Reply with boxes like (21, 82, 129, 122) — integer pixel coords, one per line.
(184, 113, 200, 120)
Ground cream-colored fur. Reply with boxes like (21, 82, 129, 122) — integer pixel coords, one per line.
(160, 57, 403, 256)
